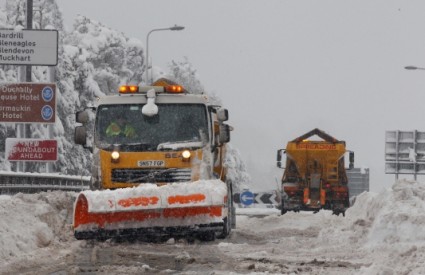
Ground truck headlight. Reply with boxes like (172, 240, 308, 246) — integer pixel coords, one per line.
(111, 150, 120, 162)
(182, 150, 191, 160)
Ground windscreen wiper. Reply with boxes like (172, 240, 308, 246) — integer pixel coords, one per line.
(157, 141, 204, 151)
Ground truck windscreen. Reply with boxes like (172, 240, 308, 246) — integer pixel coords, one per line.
(95, 104, 209, 149)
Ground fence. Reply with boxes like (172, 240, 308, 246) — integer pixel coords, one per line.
(0, 171, 90, 194)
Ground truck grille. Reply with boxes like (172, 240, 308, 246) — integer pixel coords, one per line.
(111, 168, 192, 184)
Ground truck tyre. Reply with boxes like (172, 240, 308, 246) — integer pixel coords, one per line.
(281, 198, 287, 215)
(217, 217, 230, 239)
(217, 189, 233, 239)
(231, 204, 236, 229)
(198, 231, 215, 242)
(89, 177, 101, 191)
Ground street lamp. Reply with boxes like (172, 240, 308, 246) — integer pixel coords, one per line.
(405, 66, 425, 71)
(145, 25, 185, 84)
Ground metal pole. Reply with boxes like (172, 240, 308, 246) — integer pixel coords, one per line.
(16, 67, 26, 172)
(18, 0, 33, 173)
(26, 0, 32, 82)
(46, 67, 55, 173)
(145, 30, 151, 84)
(145, 25, 185, 84)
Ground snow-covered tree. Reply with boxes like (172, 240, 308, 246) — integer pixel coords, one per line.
(55, 15, 144, 175)
(0, 0, 65, 172)
(166, 57, 222, 105)
(0, 3, 13, 170)
(167, 57, 205, 95)
(0, 0, 250, 189)
(165, 57, 251, 191)
(225, 144, 251, 192)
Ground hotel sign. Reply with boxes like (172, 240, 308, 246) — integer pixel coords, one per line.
(0, 83, 56, 124)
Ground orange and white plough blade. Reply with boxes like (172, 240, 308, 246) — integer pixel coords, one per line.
(73, 180, 228, 239)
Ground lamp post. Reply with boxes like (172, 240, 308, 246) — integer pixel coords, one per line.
(405, 66, 425, 71)
(145, 25, 185, 84)
(403, 65, 425, 181)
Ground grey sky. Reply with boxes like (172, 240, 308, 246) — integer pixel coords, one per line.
(56, 0, 425, 192)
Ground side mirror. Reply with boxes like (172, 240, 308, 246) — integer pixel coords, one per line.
(277, 149, 285, 168)
(349, 151, 355, 169)
(217, 108, 229, 122)
(75, 126, 87, 146)
(219, 124, 231, 143)
(76, 111, 89, 124)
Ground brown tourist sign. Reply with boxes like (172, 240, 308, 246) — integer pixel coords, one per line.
(0, 83, 56, 123)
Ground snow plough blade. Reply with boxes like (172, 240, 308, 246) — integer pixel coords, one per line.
(73, 180, 228, 240)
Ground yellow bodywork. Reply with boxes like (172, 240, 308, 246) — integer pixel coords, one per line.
(285, 140, 347, 186)
(280, 128, 351, 214)
(99, 149, 204, 189)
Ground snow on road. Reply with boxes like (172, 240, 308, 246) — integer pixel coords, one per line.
(1, 180, 425, 274)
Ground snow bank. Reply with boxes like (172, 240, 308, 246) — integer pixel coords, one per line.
(0, 191, 76, 265)
(2, 179, 425, 274)
(83, 180, 227, 213)
(347, 180, 425, 274)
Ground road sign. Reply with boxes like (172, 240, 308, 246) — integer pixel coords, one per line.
(254, 192, 278, 205)
(0, 29, 58, 66)
(240, 190, 254, 206)
(0, 83, 56, 123)
(6, 138, 58, 162)
(234, 192, 279, 205)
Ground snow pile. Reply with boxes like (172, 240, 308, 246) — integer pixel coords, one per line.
(83, 180, 227, 213)
(2, 180, 425, 274)
(352, 180, 425, 245)
(0, 191, 76, 265)
(75, 180, 228, 231)
(347, 180, 425, 274)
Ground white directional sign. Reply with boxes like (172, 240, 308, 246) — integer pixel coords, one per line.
(240, 190, 254, 206)
(385, 130, 425, 178)
(254, 192, 278, 205)
(234, 192, 279, 205)
(0, 29, 58, 66)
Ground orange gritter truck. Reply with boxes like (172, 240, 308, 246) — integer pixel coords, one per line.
(73, 79, 235, 241)
(276, 128, 354, 216)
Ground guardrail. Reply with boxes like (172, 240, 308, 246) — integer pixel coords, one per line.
(0, 171, 90, 195)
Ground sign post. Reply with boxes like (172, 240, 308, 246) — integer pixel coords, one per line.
(0, 1, 59, 173)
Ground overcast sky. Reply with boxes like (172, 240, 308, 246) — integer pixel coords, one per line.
(55, 0, 425, 192)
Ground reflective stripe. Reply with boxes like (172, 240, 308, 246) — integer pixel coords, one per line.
(106, 122, 136, 137)
(124, 125, 136, 137)
(106, 122, 121, 137)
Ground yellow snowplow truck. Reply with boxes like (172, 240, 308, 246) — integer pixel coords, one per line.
(276, 128, 354, 216)
(73, 79, 235, 241)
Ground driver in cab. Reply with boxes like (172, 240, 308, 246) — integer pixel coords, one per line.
(106, 114, 137, 138)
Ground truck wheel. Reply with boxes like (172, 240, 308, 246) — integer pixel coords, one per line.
(280, 198, 287, 215)
(217, 217, 230, 239)
(198, 231, 215, 242)
(89, 178, 101, 191)
(217, 193, 233, 239)
(231, 204, 236, 229)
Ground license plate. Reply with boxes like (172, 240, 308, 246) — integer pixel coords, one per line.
(137, 160, 165, 167)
